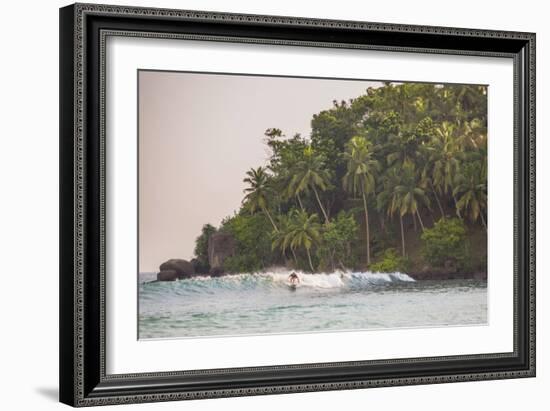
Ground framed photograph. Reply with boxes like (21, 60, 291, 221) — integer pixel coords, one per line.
(59, 3, 535, 407)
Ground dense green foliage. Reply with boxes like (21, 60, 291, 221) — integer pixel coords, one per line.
(421, 218, 468, 270)
(316, 211, 359, 271)
(194, 82, 487, 273)
(221, 212, 276, 273)
(370, 248, 408, 273)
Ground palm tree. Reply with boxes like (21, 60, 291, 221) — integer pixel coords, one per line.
(387, 163, 430, 256)
(431, 122, 461, 190)
(458, 118, 487, 152)
(379, 168, 406, 257)
(431, 122, 462, 198)
(285, 209, 322, 272)
(242, 167, 279, 232)
(386, 133, 425, 168)
(342, 136, 379, 265)
(271, 214, 298, 264)
(453, 162, 487, 229)
(420, 167, 446, 219)
(376, 167, 398, 234)
(427, 122, 462, 216)
(418, 136, 445, 219)
(277, 152, 306, 211)
(288, 146, 331, 223)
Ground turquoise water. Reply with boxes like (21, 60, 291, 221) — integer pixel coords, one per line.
(138, 270, 487, 339)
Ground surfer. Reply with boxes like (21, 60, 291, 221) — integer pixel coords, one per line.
(288, 272, 300, 286)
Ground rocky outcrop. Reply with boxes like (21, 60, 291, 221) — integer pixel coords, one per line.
(156, 270, 179, 281)
(407, 258, 487, 281)
(208, 232, 236, 274)
(190, 258, 210, 275)
(155, 247, 237, 280)
(157, 259, 195, 281)
(209, 267, 225, 277)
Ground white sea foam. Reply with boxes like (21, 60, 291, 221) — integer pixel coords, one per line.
(140, 269, 415, 289)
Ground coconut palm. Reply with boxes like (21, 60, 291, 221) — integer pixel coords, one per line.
(288, 146, 331, 223)
(429, 122, 462, 195)
(376, 166, 398, 233)
(387, 163, 430, 256)
(285, 209, 322, 272)
(242, 167, 279, 232)
(386, 132, 425, 169)
(423, 121, 464, 218)
(458, 118, 487, 151)
(276, 152, 307, 211)
(342, 136, 379, 265)
(271, 214, 298, 264)
(419, 167, 446, 219)
(453, 162, 487, 229)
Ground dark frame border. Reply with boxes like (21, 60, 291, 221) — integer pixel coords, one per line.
(60, 3, 535, 407)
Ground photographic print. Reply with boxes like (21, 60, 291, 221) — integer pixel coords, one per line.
(138, 70, 488, 340)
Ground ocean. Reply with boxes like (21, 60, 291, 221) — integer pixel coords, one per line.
(138, 270, 487, 339)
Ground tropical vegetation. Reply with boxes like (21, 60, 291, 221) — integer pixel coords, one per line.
(194, 82, 488, 274)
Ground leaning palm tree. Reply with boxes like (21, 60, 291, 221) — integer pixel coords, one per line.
(242, 167, 279, 232)
(342, 136, 379, 266)
(453, 162, 487, 229)
(277, 152, 306, 211)
(286, 209, 322, 272)
(288, 146, 331, 223)
(387, 163, 430, 256)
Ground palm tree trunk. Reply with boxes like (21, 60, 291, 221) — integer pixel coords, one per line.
(430, 182, 445, 219)
(330, 250, 336, 271)
(262, 206, 279, 232)
(312, 187, 329, 223)
(362, 192, 371, 266)
(306, 248, 314, 272)
(296, 193, 305, 211)
(416, 209, 425, 231)
(400, 214, 406, 257)
(453, 195, 462, 218)
(291, 248, 298, 265)
(380, 214, 385, 232)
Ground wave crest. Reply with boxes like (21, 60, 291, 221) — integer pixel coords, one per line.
(141, 269, 415, 290)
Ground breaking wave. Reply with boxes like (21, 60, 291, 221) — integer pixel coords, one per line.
(140, 269, 414, 291)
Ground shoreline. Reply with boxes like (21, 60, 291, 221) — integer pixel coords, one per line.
(407, 271, 487, 281)
(147, 269, 487, 282)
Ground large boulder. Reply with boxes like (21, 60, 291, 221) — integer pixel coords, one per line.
(157, 270, 179, 281)
(159, 259, 195, 278)
(190, 258, 210, 275)
(210, 267, 225, 277)
(208, 232, 236, 272)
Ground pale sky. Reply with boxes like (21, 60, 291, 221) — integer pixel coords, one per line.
(139, 70, 382, 272)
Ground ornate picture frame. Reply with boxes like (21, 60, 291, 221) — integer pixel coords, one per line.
(59, 3, 535, 406)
